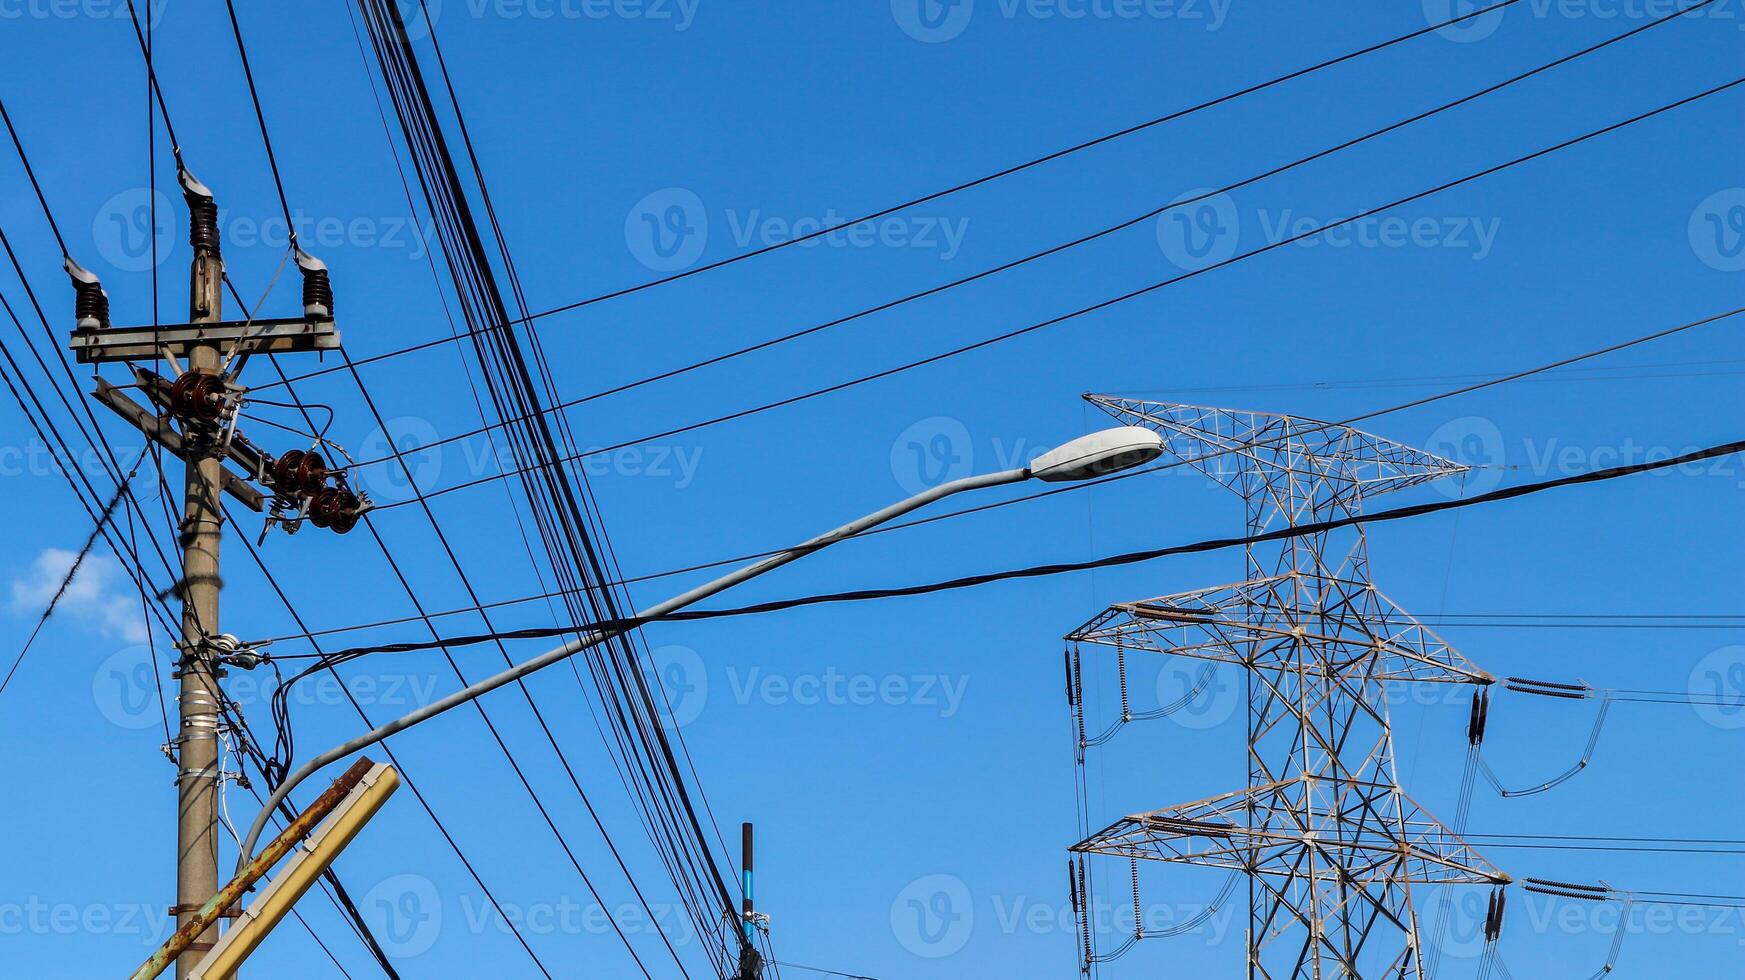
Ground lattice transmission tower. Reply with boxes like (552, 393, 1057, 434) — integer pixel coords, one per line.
(1065, 396, 1511, 979)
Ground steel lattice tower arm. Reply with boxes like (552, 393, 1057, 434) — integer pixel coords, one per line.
(1066, 396, 1508, 979)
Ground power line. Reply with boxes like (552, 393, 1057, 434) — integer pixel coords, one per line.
(338, 0, 740, 950)
(252, 303, 1741, 648)
(218, 2, 694, 971)
(330, 0, 1712, 464)
(246, 598, 1745, 651)
(335, 303, 1737, 622)
(771, 962, 878, 980)
(254, 0, 1535, 393)
(0, 450, 146, 697)
(375, 77, 1745, 505)
(523, 0, 1532, 318)
(341, 0, 741, 969)
(262, 433, 1745, 665)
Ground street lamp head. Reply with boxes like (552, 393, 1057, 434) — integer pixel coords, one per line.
(1028, 426, 1164, 482)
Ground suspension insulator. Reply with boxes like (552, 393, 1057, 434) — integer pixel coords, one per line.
(64, 257, 110, 329)
(296, 248, 333, 318)
(1117, 644, 1131, 721)
(1130, 858, 1143, 939)
(170, 371, 226, 422)
(179, 168, 220, 255)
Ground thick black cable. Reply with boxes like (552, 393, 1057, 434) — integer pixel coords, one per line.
(374, 0, 731, 958)
(352, 0, 730, 965)
(343, 1, 724, 937)
(389, 298, 1745, 589)
(422, 0, 739, 929)
(357, 0, 739, 964)
(267, 303, 1740, 646)
(668, 436, 1745, 623)
(250, 605, 1745, 652)
(276, 435, 1745, 662)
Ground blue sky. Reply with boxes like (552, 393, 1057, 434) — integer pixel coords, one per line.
(1, 1, 1743, 977)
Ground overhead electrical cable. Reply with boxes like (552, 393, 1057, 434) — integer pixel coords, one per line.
(97, 5, 547, 971)
(334, 0, 1714, 459)
(374, 77, 1745, 504)
(254, 304, 1738, 648)
(263, 434, 1745, 664)
(338, 0, 717, 934)
(217, 3, 697, 973)
(343, 0, 742, 969)
(350, 0, 732, 955)
(257, 0, 1537, 392)
(0, 450, 146, 697)
(453, 0, 1537, 320)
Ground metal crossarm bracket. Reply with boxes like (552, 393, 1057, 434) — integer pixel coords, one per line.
(69, 315, 339, 364)
(91, 380, 265, 512)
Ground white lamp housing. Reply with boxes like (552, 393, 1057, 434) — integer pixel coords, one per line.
(1029, 425, 1165, 482)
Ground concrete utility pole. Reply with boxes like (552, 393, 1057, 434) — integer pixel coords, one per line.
(172, 169, 226, 980)
(68, 168, 348, 980)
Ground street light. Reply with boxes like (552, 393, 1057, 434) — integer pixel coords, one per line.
(235, 424, 1164, 867)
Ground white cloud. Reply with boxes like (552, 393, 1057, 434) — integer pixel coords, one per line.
(8, 547, 149, 643)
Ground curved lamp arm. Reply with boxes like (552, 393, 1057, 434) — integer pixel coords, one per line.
(236, 466, 1031, 870)
(234, 422, 1165, 870)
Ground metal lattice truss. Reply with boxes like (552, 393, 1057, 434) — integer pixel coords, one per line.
(1071, 575, 1492, 686)
(1066, 396, 1505, 980)
(1086, 396, 1468, 511)
(1076, 779, 1504, 884)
